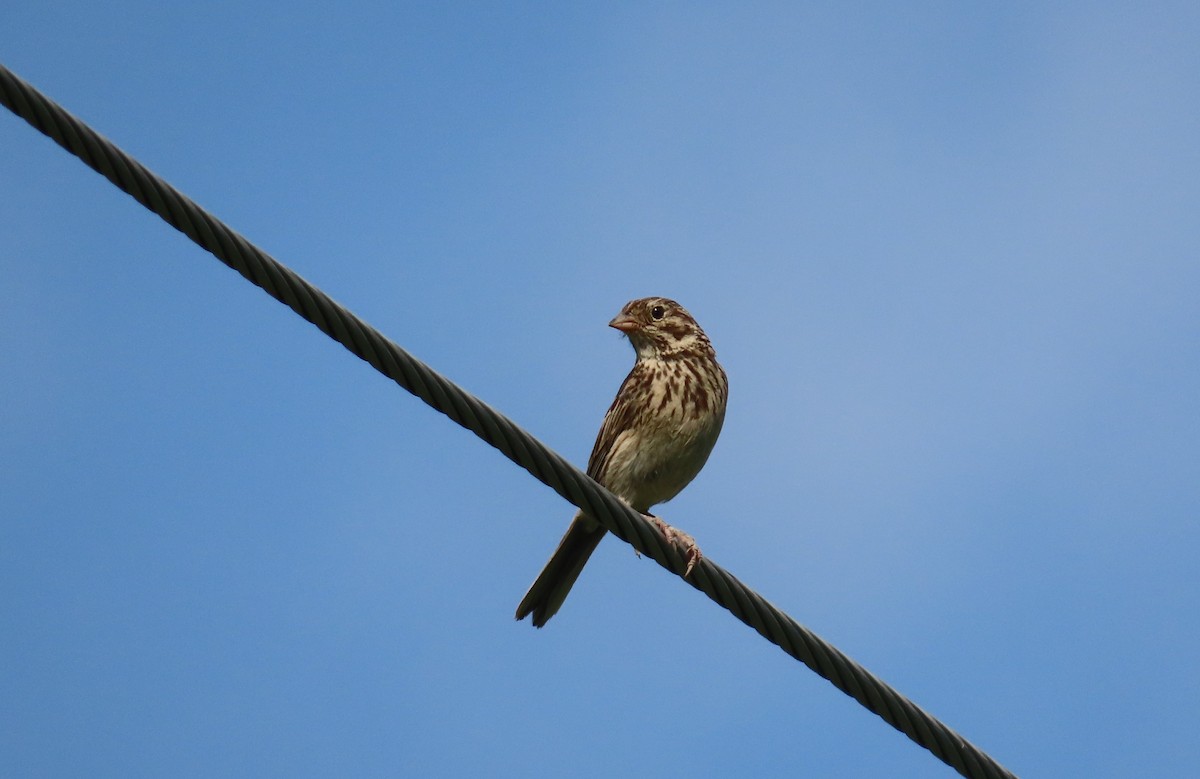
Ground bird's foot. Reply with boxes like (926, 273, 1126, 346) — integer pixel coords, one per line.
(647, 515, 703, 577)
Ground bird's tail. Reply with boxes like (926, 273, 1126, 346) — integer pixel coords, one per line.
(515, 513, 607, 627)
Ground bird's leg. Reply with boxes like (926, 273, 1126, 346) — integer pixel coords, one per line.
(645, 514, 703, 578)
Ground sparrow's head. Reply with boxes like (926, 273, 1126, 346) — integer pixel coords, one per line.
(609, 297, 711, 359)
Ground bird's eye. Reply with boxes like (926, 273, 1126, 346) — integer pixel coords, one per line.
(651, 305, 666, 320)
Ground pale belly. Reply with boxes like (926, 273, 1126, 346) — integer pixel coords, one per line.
(602, 410, 725, 512)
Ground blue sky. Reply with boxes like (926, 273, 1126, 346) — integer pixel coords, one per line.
(2, 3, 1197, 777)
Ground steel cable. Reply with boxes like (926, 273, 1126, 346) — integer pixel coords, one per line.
(0, 62, 1017, 779)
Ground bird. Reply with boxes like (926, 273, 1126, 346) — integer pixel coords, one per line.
(515, 296, 728, 627)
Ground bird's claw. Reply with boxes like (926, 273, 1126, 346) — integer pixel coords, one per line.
(647, 515, 703, 577)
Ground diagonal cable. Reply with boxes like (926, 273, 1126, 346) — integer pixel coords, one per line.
(0, 62, 1017, 779)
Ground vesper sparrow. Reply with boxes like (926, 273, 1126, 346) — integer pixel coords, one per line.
(516, 297, 728, 627)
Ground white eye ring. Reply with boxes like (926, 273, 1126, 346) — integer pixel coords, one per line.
(651, 305, 666, 320)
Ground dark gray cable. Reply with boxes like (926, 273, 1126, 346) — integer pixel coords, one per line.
(0, 62, 1018, 779)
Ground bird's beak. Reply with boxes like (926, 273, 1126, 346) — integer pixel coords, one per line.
(609, 314, 638, 333)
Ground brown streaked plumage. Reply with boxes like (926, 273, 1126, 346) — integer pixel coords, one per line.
(515, 297, 728, 627)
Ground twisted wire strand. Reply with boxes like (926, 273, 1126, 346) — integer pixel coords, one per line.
(0, 62, 1017, 779)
